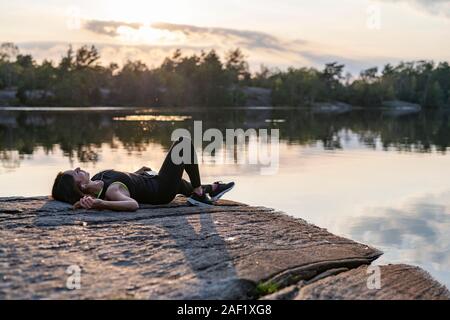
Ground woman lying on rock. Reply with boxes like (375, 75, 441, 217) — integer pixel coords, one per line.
(51, 136, 234, 211)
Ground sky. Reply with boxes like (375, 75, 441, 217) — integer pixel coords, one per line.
(1, 0, 449, 73)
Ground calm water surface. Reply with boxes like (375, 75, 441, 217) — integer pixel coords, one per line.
(1, 106, 449, 288)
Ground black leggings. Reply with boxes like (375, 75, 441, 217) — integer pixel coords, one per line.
(155, 136, 201, 203)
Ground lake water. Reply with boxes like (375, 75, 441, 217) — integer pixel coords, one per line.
(1, 106, 449, 288)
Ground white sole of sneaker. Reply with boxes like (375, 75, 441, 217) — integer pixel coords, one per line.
(187, 197, 214, 207)
(210, 184, 235, 201)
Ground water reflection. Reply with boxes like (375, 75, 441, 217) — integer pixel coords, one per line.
(348, 191, 450, 287)
(113, 115, 192, 121)
(1, 108, 450, 168)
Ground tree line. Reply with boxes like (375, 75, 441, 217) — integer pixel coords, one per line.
(0, 42, 449, 108)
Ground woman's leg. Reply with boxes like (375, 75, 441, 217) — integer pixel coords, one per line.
(177, 179, 193, 196)
(156, 136, 202, 202)
(177, 179, 214, 197)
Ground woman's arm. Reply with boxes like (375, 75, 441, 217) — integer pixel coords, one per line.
(99, 198, 139, 211)
(75, 184, 139, 212)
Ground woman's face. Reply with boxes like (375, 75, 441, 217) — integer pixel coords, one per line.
(64, 167, 90, 186)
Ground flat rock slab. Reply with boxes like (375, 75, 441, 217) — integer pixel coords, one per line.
(0, 196, 385, 299)
(2, 197, 449, 300)
(272, 264, 450, 300)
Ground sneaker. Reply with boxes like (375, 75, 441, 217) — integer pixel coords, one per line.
(208, 181, 235, 201)
(187, 190, 214, 207)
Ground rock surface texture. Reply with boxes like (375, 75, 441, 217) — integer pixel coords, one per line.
(0, 196, 448, 300)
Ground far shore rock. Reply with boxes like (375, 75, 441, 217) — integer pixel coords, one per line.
(312, 102, 353, 114)
(242, 86, 272, 107)
(383, 100, 422, 116)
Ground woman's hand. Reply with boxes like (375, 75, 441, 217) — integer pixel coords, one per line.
(76, 196, 103, 210)
(135, 166, 152, 174)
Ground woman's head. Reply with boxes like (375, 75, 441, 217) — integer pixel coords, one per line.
(51, 167, 91, 204)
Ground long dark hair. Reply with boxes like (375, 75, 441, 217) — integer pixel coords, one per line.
(51, 172, 85, 204)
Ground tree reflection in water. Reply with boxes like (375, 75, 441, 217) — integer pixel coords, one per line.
(1, 108, 450, 169)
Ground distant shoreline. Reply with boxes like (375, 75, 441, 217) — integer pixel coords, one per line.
(1, 43, 449, 110)
(0, 101, 427, 114)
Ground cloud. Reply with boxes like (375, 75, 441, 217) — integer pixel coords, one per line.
(150, 21, 294, 52)
(347, 190, 450, 274)
(83, 19, 302, 52)
(84, 20, 142, 37)
(77, 19, 397, 73)
(377, 0, 450, 18)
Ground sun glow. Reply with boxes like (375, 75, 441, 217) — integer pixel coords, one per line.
(95, 0, 191, 44)
(100, 0, 192, 26)
(115, 24, 183, 44)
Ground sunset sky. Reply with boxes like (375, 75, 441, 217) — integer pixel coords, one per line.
(1, 0, 449, 73)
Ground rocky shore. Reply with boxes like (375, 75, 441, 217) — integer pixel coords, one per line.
(0, 196, 448, 300)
